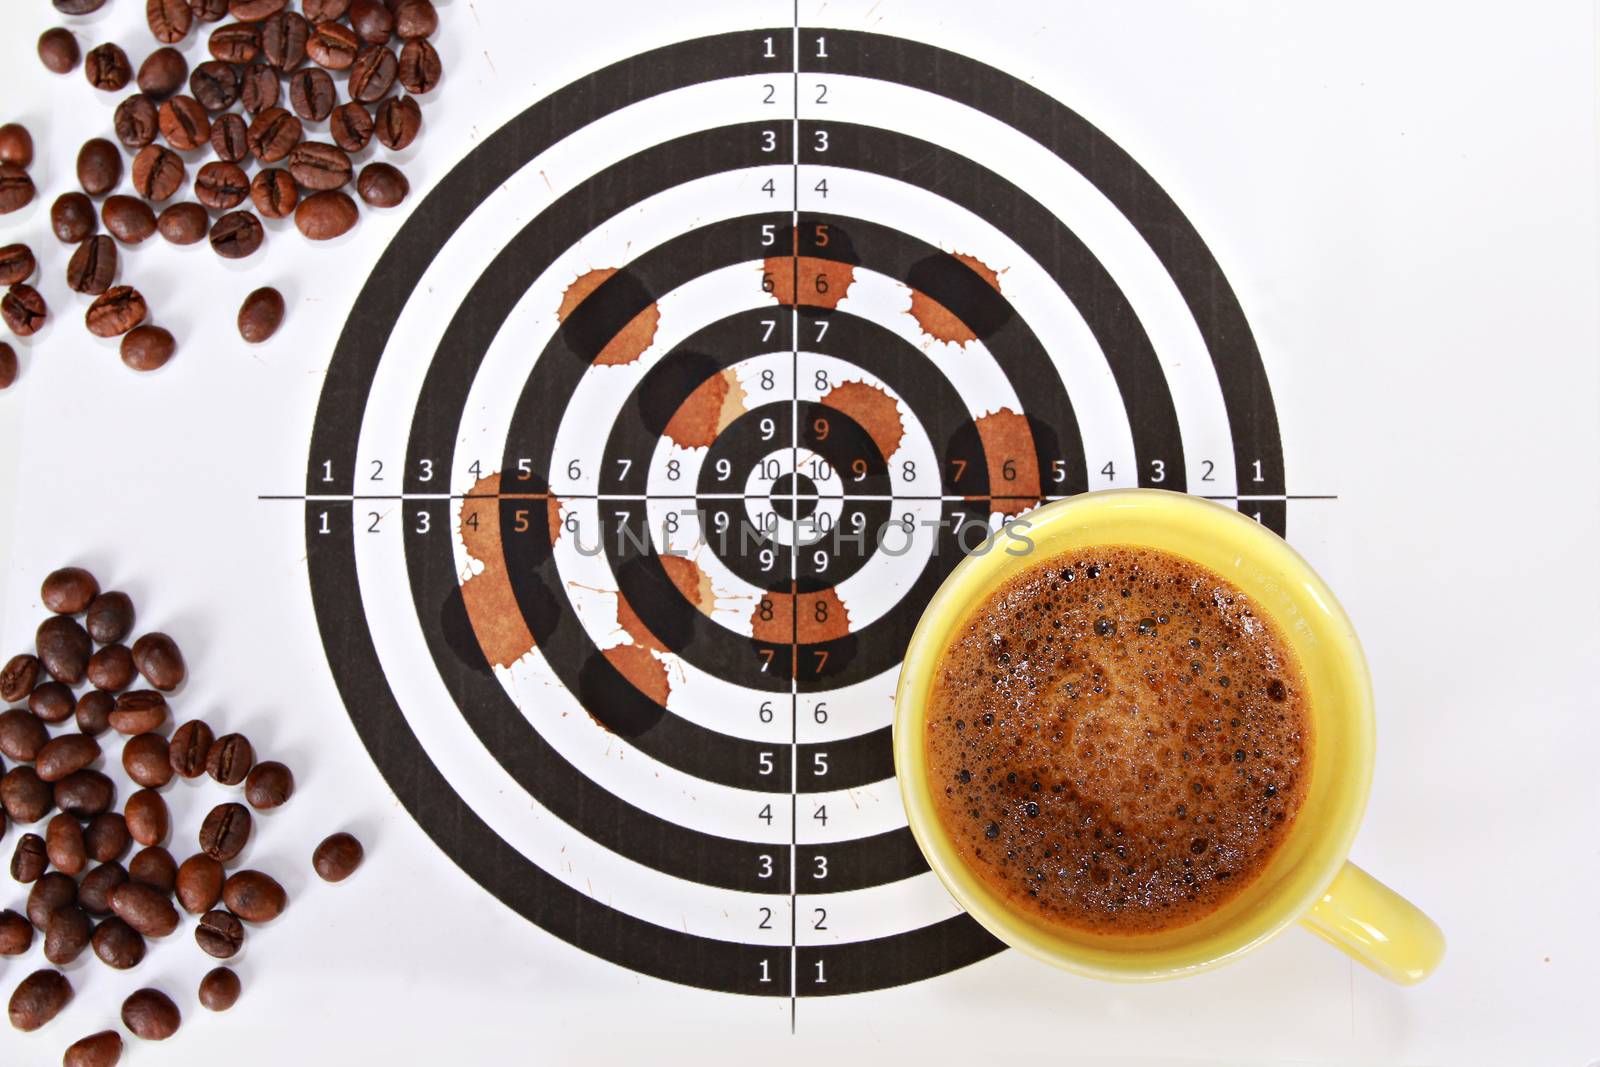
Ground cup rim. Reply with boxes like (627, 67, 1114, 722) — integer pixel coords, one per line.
(892, 489, 1375, 981)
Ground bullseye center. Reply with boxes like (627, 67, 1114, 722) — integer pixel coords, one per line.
(770, 472, 820, 520)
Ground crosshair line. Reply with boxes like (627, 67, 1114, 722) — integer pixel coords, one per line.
(259, 492, 1340, 503)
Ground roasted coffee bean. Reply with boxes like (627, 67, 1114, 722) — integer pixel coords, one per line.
(37, 735, 101, 783)
(206, 733, 255, 785)
(8, 969, 73, 1032)
(2, 284, 47, 336)
(241, 61, 280, 113)
(349, 43, 397, 102)
(27, 872, 78, 930)
(263, 11, 310, 70)
(122, 988, 181, 1041)
(75, 690, 115, 735)
(131, 632, 185, 690)
(211, 21, 261, 64)
(67, 236, 117, 295)
(87, 644, 136, 691)
(288, 67, 336, 121)
(0, 163, 36, 215)
(32, 681, 76, 723)
(55, 770, 115, 817)
(350, 0, 394, 44)
(121, 325, 176, 372)
(137, 47, 189, 98)
(375, 94, 421, 150)
(393, 0, 438, 40)
(222, 869, 285, 921)
(305, 0, 352, 21)
(42, 565, 99, 613)
(307, 20, 360, 70)
(398, 37, 441, 93)
(195, 161, 251, 211)
(109, 880, 177, 937)
(86, 285, 150, 337)
(237, 285, 285, 342)
(195, 908, 244, 957)
(210, 210, 265, 258)
(0, 244, 34, 286)
(56, 0, 109, 12)
(102, 196, 159, 245)
(296, 190, 358, 241)
(190, 60, 242, 111)
(249, 168, 297, 219)
(312, 831, 364, 882)
(0, 707, 47, 761)
(131, 145, 185, 202)
(192, 0, 229, 21)
(245, 760, 294, 809)
(65, 1031, 124, 1067)
(123, 789, 169, 847)
(247, 106, 302, 162)
(78, 863, 128, 915)
(329, 102, 373, 152)
(157, 202, 208, 245)
(44, 904, 92, 964)
(0, 653, 40, 703)
(86, 44, 133, 92)
(85, 591, 134, 643)
(199, 967, 241, 1012)
(45, 814, 88, 875)
(158, 94, 211, 150)
(129, 846, 177, 893)
(38, 616, 92, 684)
(231, 0, 288, 18)
(1, 766, 53, 822)
(169, 719, 214, 778)
(176, 854, 224, 914)
(0, 343, 13, 391)
(0, 120, 28, 160)
(52, 192, 99, 244)
(114, 94, 160, 149)
(358, 162, 408, 208)
(38, 29, 81, 75)
(209, 113, 250, 163)
(84, 814, 130, 863)
(92, 916, 145, 968)
(0, 910, 33, 955)
(147, 0, 194, 44)
(289, 141, 352, 191)
(123, 733, 172, 788)
(200, 803, 252, 861)
(9, 833, 47, 882)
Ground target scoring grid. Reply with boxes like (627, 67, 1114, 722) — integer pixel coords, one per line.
(267, 21, 1335, 1006)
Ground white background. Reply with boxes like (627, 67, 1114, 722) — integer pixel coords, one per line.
(2, 1, 1598, 1064)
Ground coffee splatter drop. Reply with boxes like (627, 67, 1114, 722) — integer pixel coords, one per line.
(663, 368, 746, 449)
(750, 587, 851, 644)
(910, 252, 1003, 345)
(763, 236, 855, 310)
(558, 267, 660, 366)
(456, 473, 558, 669)
(602, 642, 670, 706)
(822, 380, 904, 461)
(973, 408, 1041, 515)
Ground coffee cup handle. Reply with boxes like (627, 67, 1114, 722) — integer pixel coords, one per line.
(1299, 861, 1445, 984)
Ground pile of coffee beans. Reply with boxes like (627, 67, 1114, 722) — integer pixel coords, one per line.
(2, 565, 364, 1058)
(1, 0, 442, 383)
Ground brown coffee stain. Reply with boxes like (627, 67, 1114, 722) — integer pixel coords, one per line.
(664, 368, 746, 449)
(614, 556, 717, 654)
(973, 408, 1042, 517)
(456, 472, 558, 669)
(558, 267, 660, 366)
(763, 229, 855, 310)
(603, 643, 670, 707)
(822, 380, 903, 461)
(909, 252, 1004, 346)
(750, 587, 851, 645)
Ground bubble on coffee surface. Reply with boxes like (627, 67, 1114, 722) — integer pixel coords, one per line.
(926, 545, 1311, 935)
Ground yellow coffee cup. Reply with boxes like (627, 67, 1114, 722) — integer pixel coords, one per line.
(893, 489, 1444, 983)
